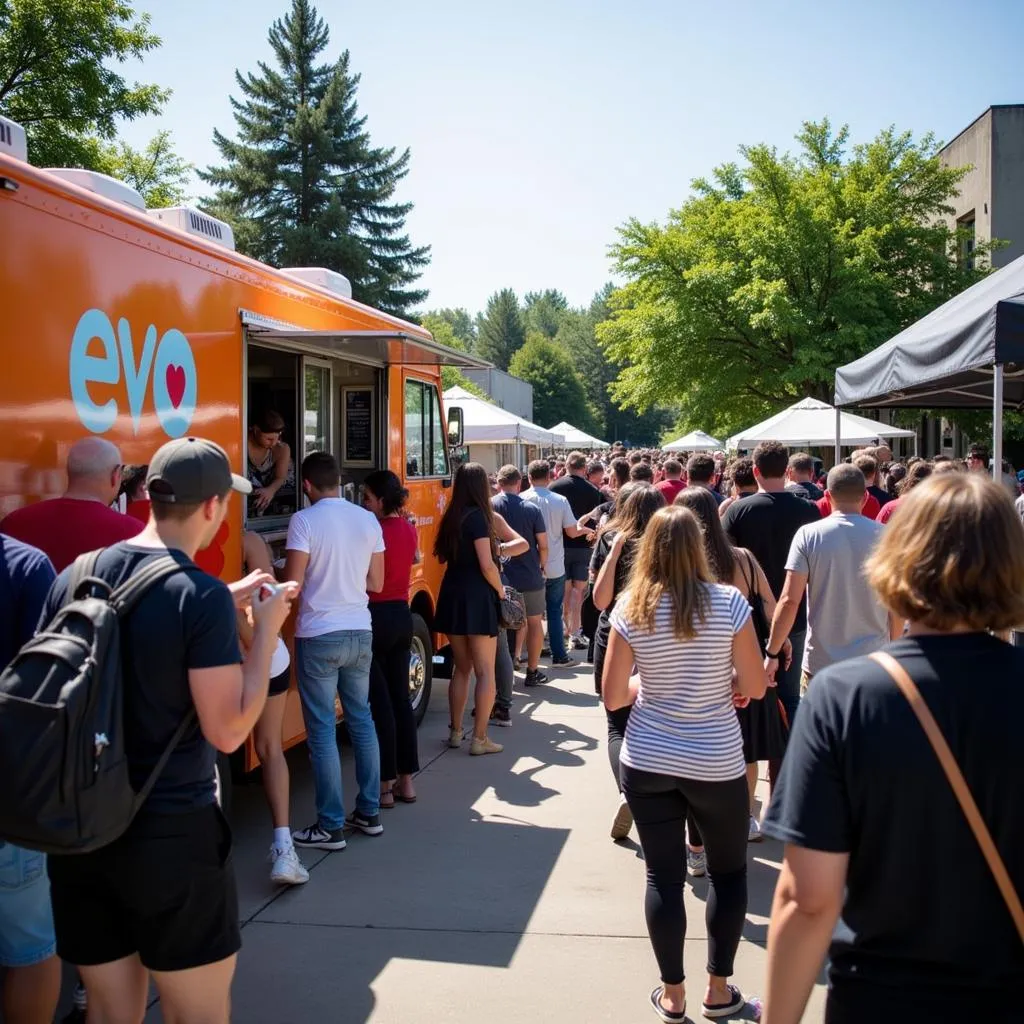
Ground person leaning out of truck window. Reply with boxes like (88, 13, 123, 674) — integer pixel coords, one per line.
(247, 410, 292, 514)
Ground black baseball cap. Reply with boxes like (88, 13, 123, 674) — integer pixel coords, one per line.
(147, 437, 251, 504)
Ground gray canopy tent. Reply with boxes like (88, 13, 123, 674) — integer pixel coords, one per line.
(834, 253, 1024, 475)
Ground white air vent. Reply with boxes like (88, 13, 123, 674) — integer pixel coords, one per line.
(44, 168, 145, 211)
(281, 266, 353, 300)
(149, 206, 236, 250)
(0, 116, 27, 162)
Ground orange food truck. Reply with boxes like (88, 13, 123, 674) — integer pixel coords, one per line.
(0, 115, 482, 769)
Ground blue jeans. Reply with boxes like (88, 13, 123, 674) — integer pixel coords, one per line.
(0, 843, 55, 967)
(545, 575, 567, 659)
(296, 630, 380, 829)
(777, 628, 806, 728)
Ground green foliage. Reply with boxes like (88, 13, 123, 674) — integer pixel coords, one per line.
(201, 0, 429, 315)
(599, 120, 996, 438)
(523, 289, 569, 338)
(95, 130, 191, 207)
(510, 333, 593, 432)
(425, 307, 476, 349)
(0, 0, 167, 168)
(475, 289, 525, 370)
(420, 313, 487, 397)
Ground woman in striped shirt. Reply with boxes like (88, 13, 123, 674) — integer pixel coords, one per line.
(604, 505, 768, 1023)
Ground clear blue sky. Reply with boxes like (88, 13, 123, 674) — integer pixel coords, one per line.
(120, 0, 1024, 314)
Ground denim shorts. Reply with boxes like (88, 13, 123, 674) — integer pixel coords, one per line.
(0, 843, 56, 967)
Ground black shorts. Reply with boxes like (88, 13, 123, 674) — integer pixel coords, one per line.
(48, 804, 240, 972)
(268, 666, 291, 697)
(563, 547, 591, 582)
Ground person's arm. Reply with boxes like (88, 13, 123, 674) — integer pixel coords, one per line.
(732, 617, 768, 700)
(602, 622, 639, 711)
(474, 537, 504, 598)
(189, 582, 298, 753)
(593, 533, 626, 611)
(560, 497, 594, 540)
(536, 526, 548, 577)
(366, 551, 385, 593)
(764, 847, 848, 1024)
(766, 570, 807, 678)
(494, 512, 528, 558)
(283, 549, 309, 591)
(253, 442, 292, 512)
(243, 530, 275, 576)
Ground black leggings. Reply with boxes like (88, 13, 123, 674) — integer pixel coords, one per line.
(597, 635, 702, 847)
(368, 601, 420, 780)
(621, 766, 748, 984)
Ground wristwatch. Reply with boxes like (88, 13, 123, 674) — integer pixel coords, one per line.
(765, 650, 782, 660)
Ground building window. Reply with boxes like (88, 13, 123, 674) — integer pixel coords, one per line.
(405, 379, 449, 478)
(958, 211, 976, 270)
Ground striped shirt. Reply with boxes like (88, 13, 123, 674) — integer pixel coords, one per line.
(610, 584, 750, 781)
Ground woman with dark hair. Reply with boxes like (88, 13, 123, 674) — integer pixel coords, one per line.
(591, 485, 666, 842)
(434, 463, 525, 756)
(363, 470, 421, 806)
(675, 487, 789, 842)
(763, 474, 1024, 1023)
(247, 409, 293, 515)
(877, 459, 932, 524)
(119, 464, 148, 503)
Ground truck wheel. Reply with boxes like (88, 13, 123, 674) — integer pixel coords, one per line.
(409, 613, 433, 725)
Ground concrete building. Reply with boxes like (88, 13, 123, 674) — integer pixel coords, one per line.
(938, 105, 1024, 269)
(461, 366, 534, 421)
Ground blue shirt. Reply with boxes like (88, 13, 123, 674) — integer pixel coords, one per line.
(491, 491, 546, 593)
(0, 533, 56, 671)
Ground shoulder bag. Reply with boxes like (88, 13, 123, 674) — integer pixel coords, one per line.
(870, 651, 1024, 944)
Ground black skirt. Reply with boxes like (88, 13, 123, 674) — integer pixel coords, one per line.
(435, 570, 500, 638)
(736, 692, 788, 763)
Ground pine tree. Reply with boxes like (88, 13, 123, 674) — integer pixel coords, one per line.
(201, 0, 429, 315)
(475, 289, 525, 370)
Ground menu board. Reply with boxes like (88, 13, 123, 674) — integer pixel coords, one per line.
(343, 387, 375, 467)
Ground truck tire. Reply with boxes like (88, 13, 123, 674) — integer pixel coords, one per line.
(410, 613, 433, 725)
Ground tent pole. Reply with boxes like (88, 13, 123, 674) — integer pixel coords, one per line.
(993, 363, 1004, 482)
(834, 407, 841, 467)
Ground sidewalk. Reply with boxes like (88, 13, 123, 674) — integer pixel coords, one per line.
(149, 654, 827, 1023)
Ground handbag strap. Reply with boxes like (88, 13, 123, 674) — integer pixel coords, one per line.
(870, 651, 1024, 943)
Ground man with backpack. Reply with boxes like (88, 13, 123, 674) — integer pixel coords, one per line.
(21, 437, 295, 1023)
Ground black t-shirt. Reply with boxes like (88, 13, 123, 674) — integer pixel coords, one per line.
(788, 480, 824, 501)
(867, 484, 890, 509)
(550, 474, 603, 549)
(41, 542, 241, 814)
(721, 491, 819, 632)
(764, 634, 1024, 1021)
(444, 507, 493, 579)
(589, 530, 638, 644)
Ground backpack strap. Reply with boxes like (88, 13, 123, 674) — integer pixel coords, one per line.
(66, 550, 103, 605)
(131, 709, 198, 815)
(108, 556, 186, 616)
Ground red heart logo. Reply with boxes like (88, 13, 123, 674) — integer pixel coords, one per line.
(166, 364, 186, 408)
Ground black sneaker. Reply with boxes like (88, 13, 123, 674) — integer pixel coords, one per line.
(551, 655, 573, 666)
(490, 706, 512, 727)
(292, 823, 347, 851)
(524, 669, 549, 687)
(346, 811, 384, 836)
(540, 645, 552, 658)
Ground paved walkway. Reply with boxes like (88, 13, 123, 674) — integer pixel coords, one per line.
(146, 654, 827, 1023)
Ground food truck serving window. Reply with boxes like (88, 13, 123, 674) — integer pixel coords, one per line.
(405, 379, 448, 477)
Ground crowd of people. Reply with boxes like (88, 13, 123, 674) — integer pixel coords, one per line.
(0, 428, 1021, 1023)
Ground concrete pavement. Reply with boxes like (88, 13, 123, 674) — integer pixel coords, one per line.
(148, 653, 828, 1023)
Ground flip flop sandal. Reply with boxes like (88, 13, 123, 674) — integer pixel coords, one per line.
(395, 792, 417, 804)
(701, 984, 746, 1019)
(379, 791, 396, 809)
(649, 986, 687, 1023)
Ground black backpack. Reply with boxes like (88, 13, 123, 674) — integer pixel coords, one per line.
(0, 551, 194, 854)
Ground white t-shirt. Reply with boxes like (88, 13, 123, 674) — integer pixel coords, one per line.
(520, 486, 575, 578)
(610, 584, 750, 782)
(286, 497, 385, 637)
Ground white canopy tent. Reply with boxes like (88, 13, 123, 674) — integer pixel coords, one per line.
(549, 421, 610, 448)
(663, 430, 723, 452)
(726, 397, 916, 451)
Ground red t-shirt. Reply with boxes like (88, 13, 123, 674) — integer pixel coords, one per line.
(370, 515, 418, 604)
(1, 497, 144, 572)
(815, 492, 881, 520)
(877, 498, 901, 524)
(656, 479, 686, 503)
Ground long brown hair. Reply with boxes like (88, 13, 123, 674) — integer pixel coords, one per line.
(674, 486, 735, 582)
(621, 506, 715, 640)
(606, 484, 666, 544)
(434, 462, 497, 565)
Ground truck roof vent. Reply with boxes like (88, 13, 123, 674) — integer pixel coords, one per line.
(43, 168, 146, 211)
(149, 206, 236, 251)
(0, 116, 27, 162)
(281, 266, 353, 300)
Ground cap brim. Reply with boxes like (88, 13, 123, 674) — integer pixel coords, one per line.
(231, 473, 253, 495)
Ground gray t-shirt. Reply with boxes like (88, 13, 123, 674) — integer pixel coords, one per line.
(521, 486, 575, 579)
(786, 513, 888, 676)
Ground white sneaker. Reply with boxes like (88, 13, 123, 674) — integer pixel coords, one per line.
(748, 815, 763, 843)
(687, 847, 707, 877)
(270, 845, 310, 885)
(610, 796, 633, 840)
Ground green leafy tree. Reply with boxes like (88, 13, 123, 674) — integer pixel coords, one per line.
(202, 0, 429, 315)
(599, 120, 995, 437)
(421, 313, 486, 396)
(523, 289, 569, 338)
(95, 130, 191, 207)
(510, 333, 593, 432)
(475, 288, 524, 370)
(425, 307, 476, 349)
(0, 0, 167, 168)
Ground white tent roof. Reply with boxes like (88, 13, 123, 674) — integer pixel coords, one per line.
(726, 397, 916, 449)
(663, 430, 722, 452)
(443, 387, 564, 446)
(549, 421, 610, 448)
